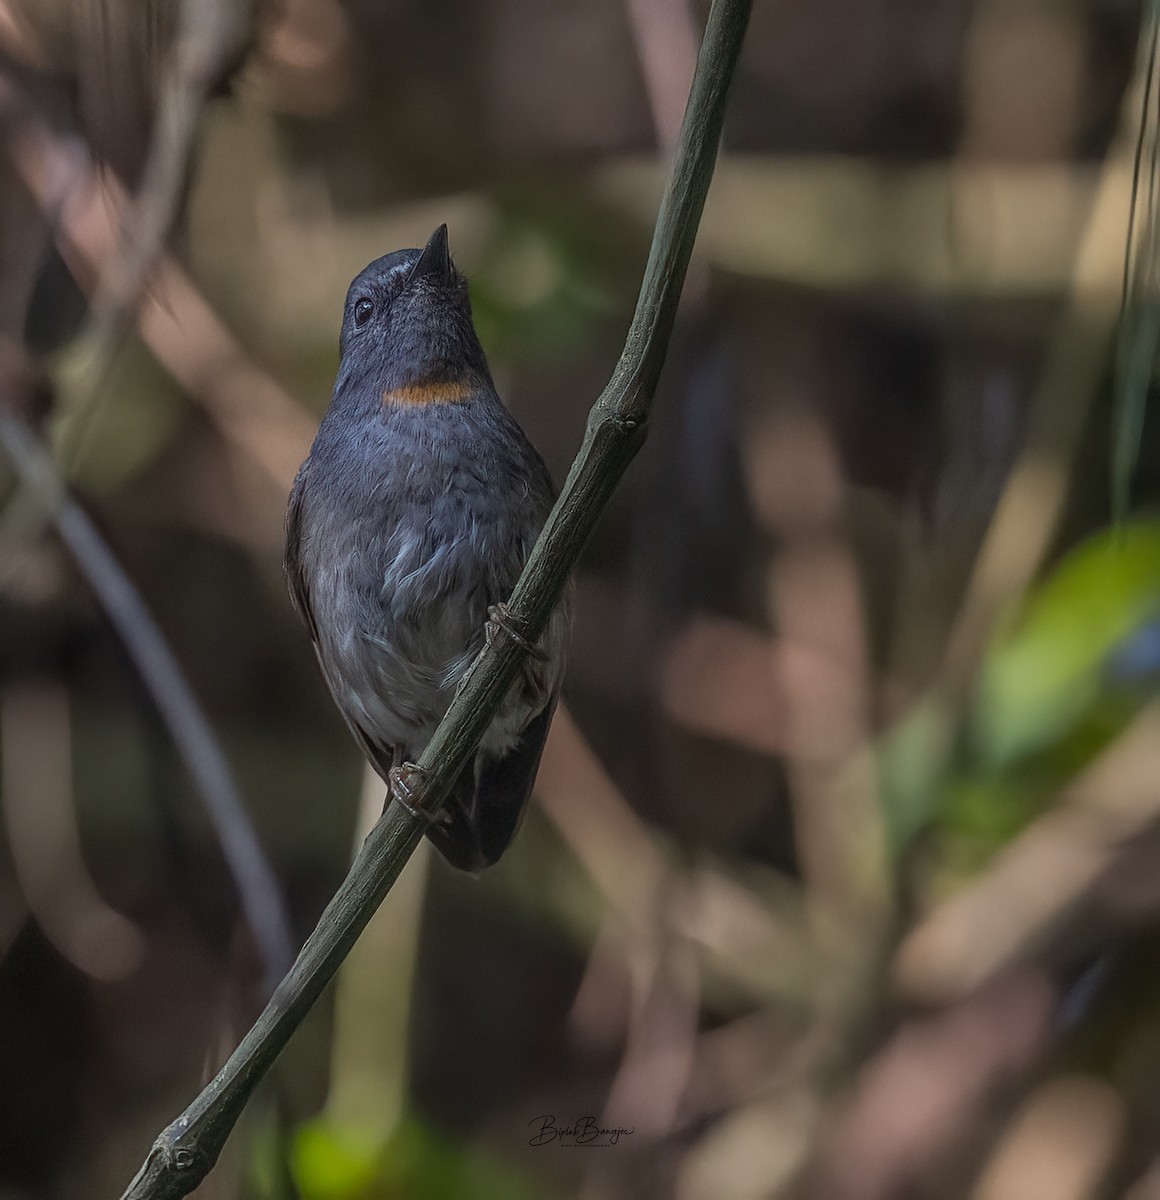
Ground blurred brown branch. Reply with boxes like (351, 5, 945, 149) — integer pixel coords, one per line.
(73, 0, 259, 451)
(625, 0, 699, 149)
(0, 89, 316, 491)
(0, 678, 146, 980)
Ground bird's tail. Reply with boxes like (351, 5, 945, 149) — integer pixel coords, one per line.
(425, 698, 557, 872)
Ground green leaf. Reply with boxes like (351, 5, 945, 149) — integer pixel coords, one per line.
(974, 521, 1160, 769)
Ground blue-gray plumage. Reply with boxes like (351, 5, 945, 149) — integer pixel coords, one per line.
(285, 225, 570, 871)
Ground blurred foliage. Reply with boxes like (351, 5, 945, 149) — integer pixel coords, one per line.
(301, 1118, 550, 1200)
(247, 1114, 552, 1200)
(469, 203, 622, 366)
(884, 521, 1160, 875)
(54, 340, 186, 497)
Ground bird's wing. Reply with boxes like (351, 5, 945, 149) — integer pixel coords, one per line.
(284, 467, 320, 644)
(342, 713, 399, 785)
(286, 468, 399, 780)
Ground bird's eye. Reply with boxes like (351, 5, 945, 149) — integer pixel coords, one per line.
(353, 298, 374, 326)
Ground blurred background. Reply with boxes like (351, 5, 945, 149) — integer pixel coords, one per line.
(1, 0, 1159, 1196)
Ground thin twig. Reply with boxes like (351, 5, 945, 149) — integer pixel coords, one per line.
(0, 411, 294, 994)
(1, 96, 318, 494)
(940, 76, 1140, 689)
(65, 0, 257, 470)
(118, 1, 753, 1195)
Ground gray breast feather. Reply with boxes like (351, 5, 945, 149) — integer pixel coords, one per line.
(290, 399, 567, 772)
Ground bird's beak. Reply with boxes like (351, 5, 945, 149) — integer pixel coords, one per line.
(406, 224, 451, 286)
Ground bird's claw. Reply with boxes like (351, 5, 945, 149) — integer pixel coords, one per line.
(486, 602, 548, 661)
(388, 762, 448, 825)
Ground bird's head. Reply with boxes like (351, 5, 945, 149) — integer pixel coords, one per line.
(337, 224, 490, 406)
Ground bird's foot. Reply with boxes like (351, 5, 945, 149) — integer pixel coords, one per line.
(388, 762, 449, 825)
(486, 602, 548, 661)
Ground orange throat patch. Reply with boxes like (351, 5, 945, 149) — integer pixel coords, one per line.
(381, 377, 475, 408)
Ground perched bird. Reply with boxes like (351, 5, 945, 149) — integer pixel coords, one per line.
(285, 225, 570, 871)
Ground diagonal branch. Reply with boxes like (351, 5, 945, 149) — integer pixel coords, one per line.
(66, 0, 258, 469)
(119, 0, 752, 1195)
(0, 410, 294, 994)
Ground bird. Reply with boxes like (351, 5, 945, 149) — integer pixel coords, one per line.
(285, 225, 570, 871)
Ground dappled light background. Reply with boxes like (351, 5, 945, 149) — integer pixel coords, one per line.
(1, 0, 1159, 1198)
